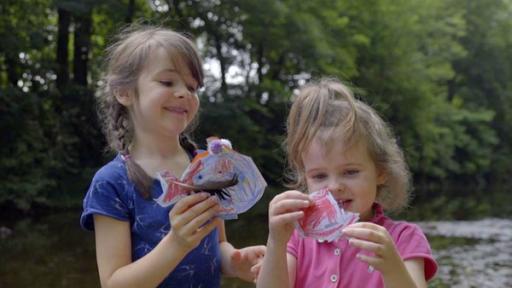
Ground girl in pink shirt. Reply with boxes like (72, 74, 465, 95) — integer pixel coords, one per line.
(257, 78, 437, 288)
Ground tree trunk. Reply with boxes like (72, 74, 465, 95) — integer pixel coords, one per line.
(4, 53, 18, 87)
(257, 41, 264, 85)
(125, 0, 135, 23)
(56, 8, 71, 90)
(214, 34, 228, 96)
(73, 11, 92, 86)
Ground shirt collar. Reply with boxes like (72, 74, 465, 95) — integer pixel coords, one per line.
(369, 202, 385, 225)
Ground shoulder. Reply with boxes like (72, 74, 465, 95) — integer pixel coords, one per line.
(287, 230, 319, 259)
(91, 154, 127, 184)
(380, 216, 438, 280)
(287, 230, 302, 257)
(86, 154, 134, 199)
(81, 155, 134, 231)
(378, 216, 433, 257)
(377, 214, 426, 240)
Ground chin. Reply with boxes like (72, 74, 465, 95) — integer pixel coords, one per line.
(162, 127, 186, 137)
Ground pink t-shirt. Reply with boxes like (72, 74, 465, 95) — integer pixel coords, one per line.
(287, 203, 437, 288)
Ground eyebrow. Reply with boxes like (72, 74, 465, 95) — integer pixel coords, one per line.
(305, 168, 324, 174)
(162, 68, 178, 73)
(306, 162, 362, 173)
(340, 162, 362, 167)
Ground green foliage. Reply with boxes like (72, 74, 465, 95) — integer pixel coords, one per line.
(0, 88, 55, 209)
(1, 0, 511, 216)
(451, 0, 512, 187)
(195, 96, 287, 186)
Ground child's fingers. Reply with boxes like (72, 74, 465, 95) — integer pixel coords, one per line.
(192, 217, 221, 242)
(251, 245, 266, 259)
(171, 192, 210, 215)
(273, 190, 311, 203)
(180, 204, 220, 235)
(173, 195, 219, 225)
(345, 222, 385, 231)
(269, 211, 304, 226)
(355, 253, 382, 269)
(271, 199, 311, 215)
(251, 262, 262, 282)
(231, 249, 242, 264)
(239, 245, 266, 262)
(168, 214, 220, 250)
(251, 262, 262, 273)
(342, 227, 386, 243)
(348, 237, 384, 255)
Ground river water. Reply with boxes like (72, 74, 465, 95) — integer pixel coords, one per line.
(0, 212, 510, 287)
(418, 218, 512, 288)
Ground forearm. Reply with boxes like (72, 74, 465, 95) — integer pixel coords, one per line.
(382, 260, 424, 288)
(102, 234, 188, 288)
(256, 238, 289, 288)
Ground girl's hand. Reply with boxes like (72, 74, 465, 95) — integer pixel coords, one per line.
(268, 190, 312, 246)
(342, 222, 404, 276)
(168, 193, 221, 252)
(230, 245, 266, 282)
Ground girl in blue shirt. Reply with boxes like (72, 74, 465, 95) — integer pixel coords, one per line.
(80, 25, 265, 288)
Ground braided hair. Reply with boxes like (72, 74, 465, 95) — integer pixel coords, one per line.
(97, 24, 203, 198)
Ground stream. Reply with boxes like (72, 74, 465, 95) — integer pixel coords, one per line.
(418, 218, 512, 288)
(0, 212, 510, 287)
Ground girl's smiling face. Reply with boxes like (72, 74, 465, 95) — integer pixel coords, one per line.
(121, 47, 200, 139)
(302, 137, 387, 221)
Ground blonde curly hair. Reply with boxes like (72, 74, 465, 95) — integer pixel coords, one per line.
(284, 78, 411, 212)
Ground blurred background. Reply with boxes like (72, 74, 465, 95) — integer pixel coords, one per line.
(0, 0, 511, 287)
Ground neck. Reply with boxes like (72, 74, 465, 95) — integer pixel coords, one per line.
(359, 203, 377, 222)
(131, 128, 185, 163)
(130, 133, 191, 178)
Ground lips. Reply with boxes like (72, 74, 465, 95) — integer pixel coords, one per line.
(164, 106, 188, 114)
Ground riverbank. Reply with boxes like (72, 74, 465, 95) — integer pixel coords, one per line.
(419, 219, 512, 288)
(1, 208, 511, 287)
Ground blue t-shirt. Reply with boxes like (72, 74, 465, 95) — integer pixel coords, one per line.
(80, 154, 221, 288)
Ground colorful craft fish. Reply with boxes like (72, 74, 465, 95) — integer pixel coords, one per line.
(155, 137, 267, 219)
(296, 189, 359, 242)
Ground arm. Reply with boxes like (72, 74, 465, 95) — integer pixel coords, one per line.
(257, 236, 291, 288)
(94, 193, 221, 288)
(257, 191, 312, 288)
(342, 222, 427, 288)
(404, 258, 427, 288)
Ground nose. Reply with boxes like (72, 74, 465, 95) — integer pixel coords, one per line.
(174, 84, 192, 99)
(327, 178, 345, 195)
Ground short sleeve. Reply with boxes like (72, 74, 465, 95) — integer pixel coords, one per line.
(80, 162, 131, 231)
(287, 230, 301, 258)
(394, 223, 438, 281)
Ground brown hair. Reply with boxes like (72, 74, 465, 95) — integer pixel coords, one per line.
(284, 78, 411, 212)
(97, 24, 203, 198)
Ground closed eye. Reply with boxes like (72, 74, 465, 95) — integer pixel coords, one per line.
(187, 85, 197, 93)
(344, 169, 360, 176)
(159, 81, 174, 87)
(310, 173, 327, 181)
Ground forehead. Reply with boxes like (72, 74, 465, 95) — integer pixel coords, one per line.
(142, 47, 196, 83)
(302, 137, 371, 166)
(142, 47, 173, 72)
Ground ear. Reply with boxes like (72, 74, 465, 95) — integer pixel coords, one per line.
(114, 88, 133, 107)
(376, 167, 387, 185)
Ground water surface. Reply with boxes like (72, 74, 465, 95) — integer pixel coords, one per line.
(1, 211, 510, 287)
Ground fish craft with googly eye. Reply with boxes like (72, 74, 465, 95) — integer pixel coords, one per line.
(156, 137, 267, 219)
